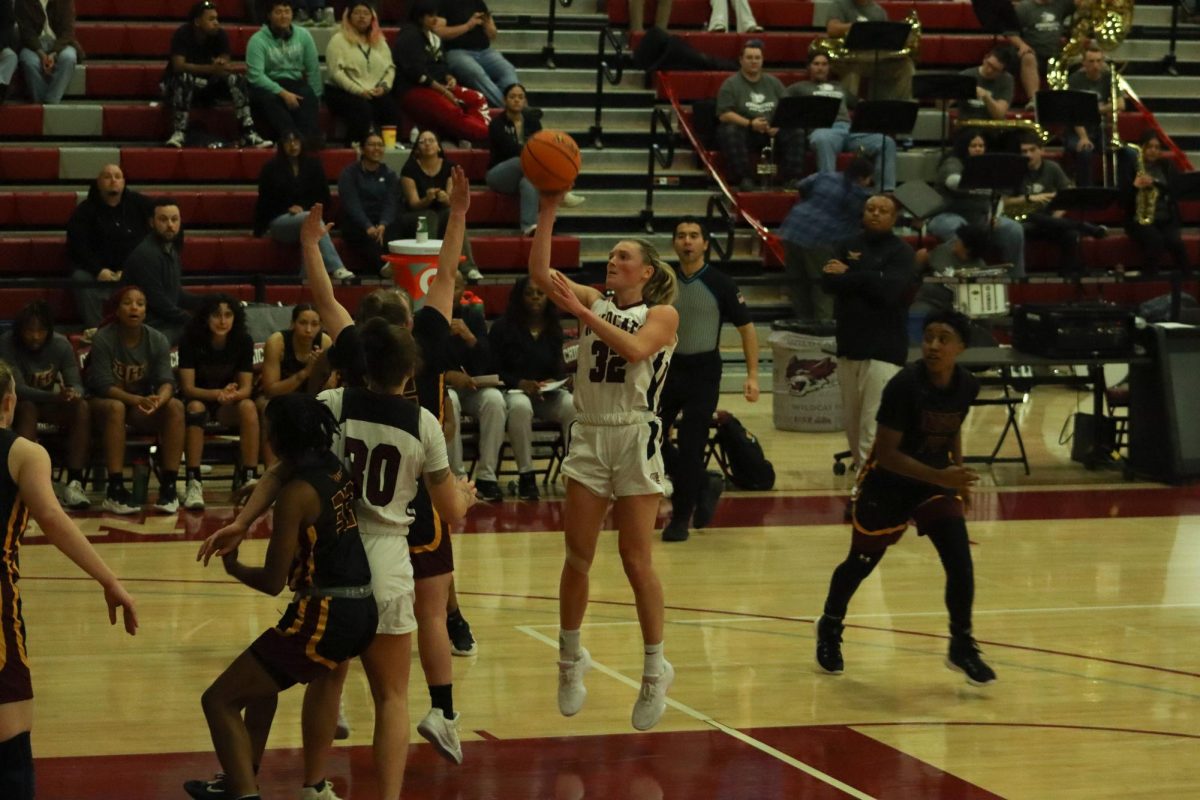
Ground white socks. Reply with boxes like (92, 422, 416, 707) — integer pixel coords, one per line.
(559, 629, 582, 661)
(643, 642, 664, 677)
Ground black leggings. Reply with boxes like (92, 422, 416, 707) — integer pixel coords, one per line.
(0, 731, 33, 800)
(823, 517, 975, 637)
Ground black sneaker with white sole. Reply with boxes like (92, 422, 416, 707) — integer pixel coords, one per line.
(946, 636, 997, 685)
(448, 613, 477, 656)
(183, 773, 231, 800)
(815, 615, 845, 675)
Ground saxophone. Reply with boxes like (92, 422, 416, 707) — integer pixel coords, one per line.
(1126, 142, 1159, 226)
(813, 10, 921, 65)
(1047, 0, 1134, 90)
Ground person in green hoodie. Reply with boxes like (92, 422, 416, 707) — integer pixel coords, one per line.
(245, 0, 322, 146)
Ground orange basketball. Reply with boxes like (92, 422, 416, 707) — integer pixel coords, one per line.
(521, 129, 582, 193)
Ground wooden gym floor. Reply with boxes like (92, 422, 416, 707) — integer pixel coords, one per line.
(19, 383, 1200, 799)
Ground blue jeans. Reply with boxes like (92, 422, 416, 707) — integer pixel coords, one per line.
(269, 210, 345, 275)
(486, 156, 539, 230)
(929, 212, 1026, 278)
(809, 121, 898, 191)
(0, 48, 17, 87)
(445, 48, 519, 108)
(18, 46, 77, 104)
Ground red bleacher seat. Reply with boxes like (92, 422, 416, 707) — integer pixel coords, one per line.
(76, 0, 247, 18)
(84, 64, 167, 99)
(0, 148, 60, 182)
(469, 236, 582, 271)
(0, 105, 44, 137)
(0, 288, 77, 322)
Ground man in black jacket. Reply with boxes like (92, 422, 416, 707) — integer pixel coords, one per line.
(65, 164, 153, 329)
(821, 194, 916, 470)
(121, 198, 199, 344)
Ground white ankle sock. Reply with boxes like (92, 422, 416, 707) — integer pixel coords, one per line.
(559, 629, 581, 660)
(643, 642, 664, 677)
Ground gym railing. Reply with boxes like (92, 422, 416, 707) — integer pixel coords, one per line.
(589, 25, 627, 149)
(542, 0, 574, 69)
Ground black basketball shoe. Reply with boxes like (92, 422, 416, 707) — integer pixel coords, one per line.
(691, 471, 725, 529)
(815, 615, 845, 675)
(184, 773, 231, 800)
(946, 636, 997, 686)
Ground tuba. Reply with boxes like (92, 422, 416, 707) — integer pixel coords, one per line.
(1126, 142, 1159, 226)
(813, 10, 922, 65)
(1047, 0, 1135, 90)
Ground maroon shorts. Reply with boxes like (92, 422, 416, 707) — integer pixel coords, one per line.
(0, 593, 32, 705)
(850, 465, 964, 554)
(249, 595, 377, 689)
(409, 490, 454, 580)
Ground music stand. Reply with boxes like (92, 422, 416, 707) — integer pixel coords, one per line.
(970, 0, 1021, 35)
(843, 21, 913, 101)
(771, 95, 840, 131)
(960, 153, 1027, 234)
(893, 180, 949, 247)
(913, 72, 980, 154)
(850, 99, 919, 190)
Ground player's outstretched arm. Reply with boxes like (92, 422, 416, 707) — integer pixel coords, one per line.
(197, 463, 288, 565)
(221, 481, 308, 596)
(424, 165, 471, 322)
(12, 439, 138, 634)
(528, 192, 599, 309)
(301, 203, 354, 339)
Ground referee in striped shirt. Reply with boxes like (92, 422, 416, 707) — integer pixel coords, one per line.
(661, 217, 760, 542)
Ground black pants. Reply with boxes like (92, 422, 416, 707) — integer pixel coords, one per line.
(249, 78, 321, 145)
(323, 83, 398, 145)
(1127, 218, 1191, 274)
(1024, 212, 1084, 274)
(341, 219, 409, 274)
(659, 350, 722, 524)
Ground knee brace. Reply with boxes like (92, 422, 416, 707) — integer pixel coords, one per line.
(185, 407, 210, 428)
(564, 543, 593, 576)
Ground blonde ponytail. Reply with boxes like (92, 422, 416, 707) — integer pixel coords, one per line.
(632, 238, 677, 306)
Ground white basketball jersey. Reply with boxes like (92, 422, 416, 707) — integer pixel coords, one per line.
(319, 387, 449, 537)
(573, 295, 675, 422)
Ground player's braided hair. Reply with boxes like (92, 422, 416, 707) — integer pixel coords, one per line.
(265, 394, 340, 466)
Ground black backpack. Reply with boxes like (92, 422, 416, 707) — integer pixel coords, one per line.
(715, 412, 775, 490)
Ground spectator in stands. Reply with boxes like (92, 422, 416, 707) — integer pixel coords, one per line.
(246, 0, 323, 145)
(163, 1, 272, 149)
(257, 303, 333, 466)
(324, 2, 397, 147)
(391, 0, 490, 147)
(957, 47, 1014, 122)
(15, 0, 79, 104)
(1, 0, 17, 104)
(821, 194, 916, 470)
(716, 40, 805, 191)
(66, 164, 153, 330)
(1003, 132, 1107, 275)
(660, 216, 759, 543)
(254, 131, 354, 280)
(1010, 0, 1079, 107)
(444, 272, 507, 501)
(1065, 45, 1122, 187)
(121, 198, 199, 345)
(1119, 130, 1193, 275)
(790, 52, 897, 191)
(488, 276, 575, 503)
(928, 132, 1026, 278)
(628, 0, 672, 32)
(293, 0, 335, 26)
(337, 130, 404, 275)
(86, 286, 185, 516)
(178, 293, 259, 511)
(0, 300, 90, 510)
(397, 129, 479, 279)
(778, 155, 875, 321)
(707, 0, 762, 33)
(823, 0, 914, 101)
(487, 83, 584, 237)
(435, 0, 519, 108)
(911, 221, 992, 318)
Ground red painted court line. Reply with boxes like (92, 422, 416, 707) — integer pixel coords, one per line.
(30, 483, 1200, 547)
(852, 721, 1200, 741)
(746, 725, 1005, 800)
(38, 728, 859, 799)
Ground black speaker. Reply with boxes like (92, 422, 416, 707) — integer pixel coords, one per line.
(1129, 324, 1200, 482)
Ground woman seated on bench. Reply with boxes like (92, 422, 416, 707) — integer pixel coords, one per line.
(257, 303, 335, 467)
(0, 300, 91, 510)
(487, 277, 576, 501)
(85, 286, 185, 516)
(178, 293, 260, 511)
